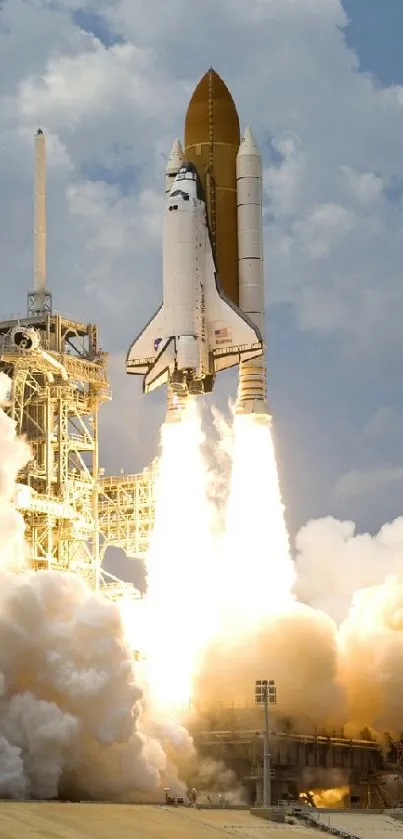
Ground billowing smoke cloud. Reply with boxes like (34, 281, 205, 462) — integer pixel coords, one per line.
(0, 373, 166, 800)
(195, 602, 345, 731)
(292, 515, 403, 735)
(183, 756, 246, 805)
(0, 567, 167, 800)
(192, 411, 403, 741)
(338, 578, 403, 735)
(294, 515, 403, 623)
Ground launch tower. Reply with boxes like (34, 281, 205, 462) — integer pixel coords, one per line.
(0, 130, 156, 598)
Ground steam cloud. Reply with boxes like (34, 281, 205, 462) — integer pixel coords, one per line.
(2, 360, 403, 802)
(0, 376, 240, 803)
(193, 410, 403, 742)
(0, 373, 166, 799)
(195, 603, 346, 731)
(295, 515, 403, 623)
(0, 570, 170, 800)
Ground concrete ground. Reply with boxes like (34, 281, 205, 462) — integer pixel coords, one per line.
(0, 802, 322, 839)
(314, 811, 403, 839)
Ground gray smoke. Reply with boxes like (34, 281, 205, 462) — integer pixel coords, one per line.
(0, 374, 166, 800)
(0, 568, 167, 799)
(195, 602, 346, 732)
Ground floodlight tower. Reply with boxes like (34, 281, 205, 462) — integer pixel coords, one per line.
(255, 678, 277, 809)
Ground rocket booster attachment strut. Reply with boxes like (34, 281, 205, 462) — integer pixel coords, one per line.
(126, 162, 263, 398)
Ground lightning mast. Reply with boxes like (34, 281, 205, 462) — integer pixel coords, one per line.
(27, 129, 52, 317)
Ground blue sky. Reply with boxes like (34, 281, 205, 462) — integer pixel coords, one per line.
(344, 0, 403, 85)
(276, 0, 403, 535)
(2, 0, 403, 591)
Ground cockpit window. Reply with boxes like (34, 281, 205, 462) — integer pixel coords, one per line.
(170, 190, 190, 200)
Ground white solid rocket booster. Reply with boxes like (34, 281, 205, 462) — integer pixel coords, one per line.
(236, 127, 269, 417)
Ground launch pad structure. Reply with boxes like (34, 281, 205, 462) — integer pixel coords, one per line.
(0, 127, 156, 598)
(192, 710, 403, 809)
(0, 309, 156, 598)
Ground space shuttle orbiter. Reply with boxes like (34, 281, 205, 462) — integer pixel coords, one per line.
(126, 162, 263, 398)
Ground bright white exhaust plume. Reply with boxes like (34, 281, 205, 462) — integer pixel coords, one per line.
(221, 414, 296, 632)
(140, 404, 299, 714)
(141, 399, 218, 713)
(0, 373, 165, 800)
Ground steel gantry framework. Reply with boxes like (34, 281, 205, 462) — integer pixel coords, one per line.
(0, 312, 156, 599)
(192, 725, 390, 808)
(98, 463, 157, 561)
(0, 129, 157, 598)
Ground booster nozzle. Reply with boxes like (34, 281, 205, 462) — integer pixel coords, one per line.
(236, 357, 271, 421)
(165, 388, 189, 424)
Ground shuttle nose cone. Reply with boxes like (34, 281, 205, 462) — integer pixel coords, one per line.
(166, 138, 184, 174)
(238, 126, 261, 158)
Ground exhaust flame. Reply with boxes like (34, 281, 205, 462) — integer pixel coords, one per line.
(220, 414, 295, 633)
(140, 407, 297, 717)
(142, 399, 218, 713)
(299, 786, 349, 808)
(312, 786, 350, 808)
(123, 397, 403, 751)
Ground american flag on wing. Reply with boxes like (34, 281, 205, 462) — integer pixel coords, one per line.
(214, 327, 229, 338)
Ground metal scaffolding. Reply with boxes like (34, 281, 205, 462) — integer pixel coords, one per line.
(0, 312, 155, 599)
(0, 129, 158, 601)
(98, 463, 157, 561)
(192, 725, 386, 807)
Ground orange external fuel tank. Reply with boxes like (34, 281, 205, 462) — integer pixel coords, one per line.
(184, 68, 240, 306)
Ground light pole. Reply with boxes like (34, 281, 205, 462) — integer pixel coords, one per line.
(255, 679, 277, 809)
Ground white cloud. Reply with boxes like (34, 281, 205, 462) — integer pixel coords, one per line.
(333, 466, 403, 500)
(362, 406, 403, 442)
(295, 515, 403, 623)
(341, 165, 385, 204)
(1, 0, 403, 504)
(1, 0, 402, 354)
(18, 41, 178, 131)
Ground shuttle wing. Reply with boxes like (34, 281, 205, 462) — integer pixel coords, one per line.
(126, 306, 165, 375)
(143, 337, 176, 393)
